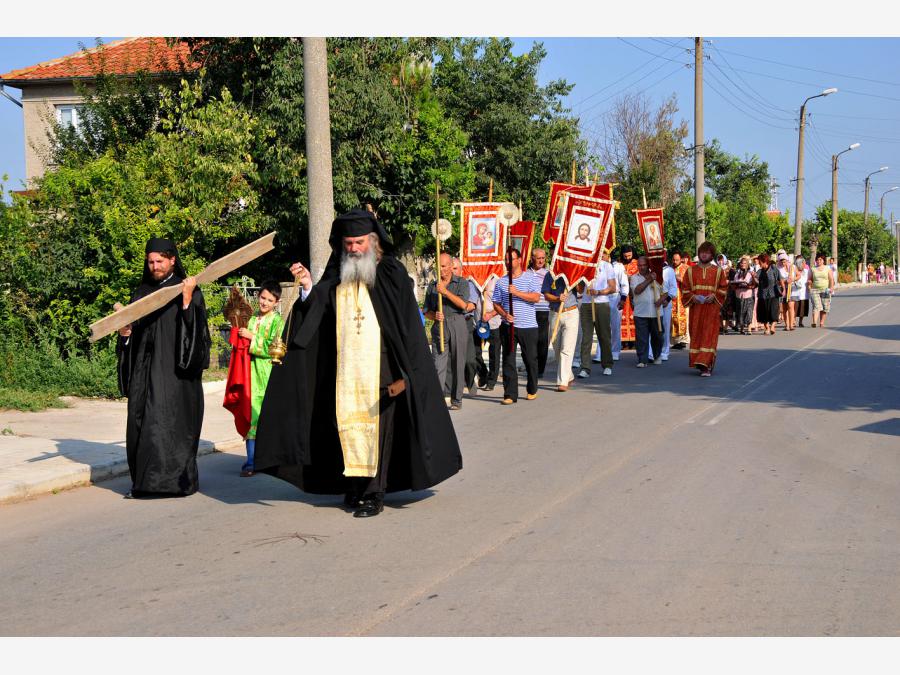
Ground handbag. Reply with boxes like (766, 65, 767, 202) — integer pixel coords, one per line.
(475, 320, 491, 339)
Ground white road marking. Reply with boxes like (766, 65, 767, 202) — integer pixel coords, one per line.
(682, 301, 887, 427)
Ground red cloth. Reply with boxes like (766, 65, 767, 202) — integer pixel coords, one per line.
(548, 192, 615, 289)
(222, 326, 252, 438)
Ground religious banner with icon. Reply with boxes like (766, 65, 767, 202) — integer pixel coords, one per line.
(548, 192, 616, 289)
(542, 182, 615, 249)
(635, 207, 666, 280)
(459, 202, 508, 291)
(509, 220, 536, 268)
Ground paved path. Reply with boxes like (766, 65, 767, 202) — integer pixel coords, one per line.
(0, 381, 239, 504)
(0, 286, 898, 635)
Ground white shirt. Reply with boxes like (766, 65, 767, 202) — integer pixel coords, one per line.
(792, 268, 809, 300)
(613, 261, 629, 300)
(661, 265, 678, 303)
(630, 273, 658, 318)
(583, 260, 617, 304)
(482, 278, 503, 330)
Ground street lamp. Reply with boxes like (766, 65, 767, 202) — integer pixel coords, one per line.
(831, 142, 860, 273)
(794, 87, 838, 256)
(879, 186, 898, 223)
(862, 166, 889, 281)
(895, 219, 900, 284)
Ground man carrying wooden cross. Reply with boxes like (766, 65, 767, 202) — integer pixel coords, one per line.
(116, 238, 211, 499)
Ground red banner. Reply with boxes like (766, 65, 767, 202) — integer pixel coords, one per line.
(635, 208, 666, 280)
(459, 202, 508, 292)
(542, 182, 613, 244)
(549, 193, 615, 289)
(509, 220, 536, 267)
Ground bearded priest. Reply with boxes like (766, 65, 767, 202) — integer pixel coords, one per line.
(254, 209, 463, 517)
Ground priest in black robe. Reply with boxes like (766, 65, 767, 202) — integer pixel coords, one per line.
(116, 238, 211, 498)
(254, 209, 463, 517)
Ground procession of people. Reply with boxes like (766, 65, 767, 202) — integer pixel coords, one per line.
(113, 206, 842, 518)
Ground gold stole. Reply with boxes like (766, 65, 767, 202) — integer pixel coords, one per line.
(335, 281, 380, 478)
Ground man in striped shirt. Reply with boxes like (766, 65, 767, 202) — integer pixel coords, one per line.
(491, 247, 543, 404)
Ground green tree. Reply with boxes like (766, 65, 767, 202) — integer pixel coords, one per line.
(432, 38, 585, 224)
(0, 79, 271, 354)
(183, 37, 475, 266)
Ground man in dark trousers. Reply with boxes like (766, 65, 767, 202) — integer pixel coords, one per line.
(254, 209, 463, 518)
(490, 247, 543, 405)
(116, 238, 211, 499)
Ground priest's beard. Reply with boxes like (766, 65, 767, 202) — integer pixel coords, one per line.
(340, 246, 378, 288)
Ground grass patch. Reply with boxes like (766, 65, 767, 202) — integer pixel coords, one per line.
(0, 387, 68, 412)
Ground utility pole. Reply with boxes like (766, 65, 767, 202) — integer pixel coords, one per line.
(303, 37, 335, 283)
(793, 88, 837, 257)
(794, 106, 807, 257)
(863, 176, 871, 282)
(831, 143, 859, 275)
(694, 37, 704, 252)
(831, 154, 839, 269)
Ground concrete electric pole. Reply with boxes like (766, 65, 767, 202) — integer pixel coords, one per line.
(831, 143, 859, 274)
(793, 88, 837, 257)
(694, 37, 704, 253)
(302, 37, 335, 283)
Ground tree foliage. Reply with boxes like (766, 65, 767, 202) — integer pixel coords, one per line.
(432, 38, 585, 224)
(1, 79, 271, 354)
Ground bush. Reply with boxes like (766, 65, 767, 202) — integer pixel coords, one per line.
(0, 340, 119, 400)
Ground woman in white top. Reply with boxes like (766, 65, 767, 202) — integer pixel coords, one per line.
(791, 257, 810, 327)
(776, 253, 793, 330)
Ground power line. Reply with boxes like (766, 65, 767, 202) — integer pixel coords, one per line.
(568, 42, 684, 110)
(649, 37, 689, 50)
(707, 43, 794, 116)
(577, 62, 689, 136)
(711, 44, 900, 88)
(703, 72, 794, 131)
(706, 61, 795, 124)
(726, 65, 900, 104)
(617, 37, 692, 65)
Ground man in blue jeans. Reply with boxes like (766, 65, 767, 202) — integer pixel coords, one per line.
(629, 256, 668, 367)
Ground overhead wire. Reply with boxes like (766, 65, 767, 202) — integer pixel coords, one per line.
(706, 43, 794, 117)
(711, 45, 900, 89)
(577, 62, 690, 137)
(703, 69, 794, 131)
(616, 37, 690, 65)
(724, 65, 900, 104)
(705, 62, 795, 125)
(567, 43, 683, 110)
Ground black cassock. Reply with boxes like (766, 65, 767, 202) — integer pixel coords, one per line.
(117, 276, 210, 496)
(254, 255, 463, 496)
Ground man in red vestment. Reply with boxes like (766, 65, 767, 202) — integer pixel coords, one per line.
(679, 241, 729, 377)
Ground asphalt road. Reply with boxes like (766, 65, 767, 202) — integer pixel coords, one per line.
(1, 286, 898, 636)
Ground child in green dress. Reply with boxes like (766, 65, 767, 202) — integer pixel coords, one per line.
(237, 280, 285, 476)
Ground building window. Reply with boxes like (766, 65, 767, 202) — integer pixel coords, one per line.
(56, 104, 85, 132)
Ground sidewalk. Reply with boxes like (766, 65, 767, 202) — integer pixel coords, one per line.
(0, 380, 244, 505)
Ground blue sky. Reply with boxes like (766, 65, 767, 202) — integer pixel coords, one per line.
(3, 36, 900, 225)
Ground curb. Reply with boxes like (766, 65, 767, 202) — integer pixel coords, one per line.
(0, 438, 244, 506)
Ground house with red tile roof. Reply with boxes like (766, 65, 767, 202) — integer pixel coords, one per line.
(0, 37, 197, 185)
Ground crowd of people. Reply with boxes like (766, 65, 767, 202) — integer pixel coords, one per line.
(419, 242, 840, 398)
(113, 209, 848, 518)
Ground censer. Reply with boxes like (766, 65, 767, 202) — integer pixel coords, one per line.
(268, 277, 302, 364)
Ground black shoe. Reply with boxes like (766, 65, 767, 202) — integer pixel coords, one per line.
(124, 491, 135, 499)
(483, 382, 496, 391)
(353, 495, 384, 518)
(343, 491, 362, 508)
(450, 401, 462, 410)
